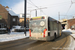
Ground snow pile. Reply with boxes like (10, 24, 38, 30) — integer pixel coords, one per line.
(0, 32, 29, 42)
(62, 29, 75, 50)
(62, 29, 75, 33)
(62, 29, 71, 32)
(62, 29, 75, 39)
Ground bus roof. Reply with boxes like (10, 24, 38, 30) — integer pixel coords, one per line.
(30, 16, 61, 23)
(30, 16, 45, 20)
(32, 16, 43, 19)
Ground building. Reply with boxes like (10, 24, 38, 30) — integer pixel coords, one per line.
(19, 18, 29, 28)
(67, 18, 75, 30)
(0, 4, 19, 28)
(59, 18, 75, 30)
(19, 13, 30, 28)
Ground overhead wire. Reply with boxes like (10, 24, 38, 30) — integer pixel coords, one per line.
(28, 0, 71, 8)
(28, 0, 71, 14)
(28, 0, 47, 15)
(44, 1, 71, 7)
(28, 0, 74, 19)
(66, 0, 73, 15)
(47, 2, 71, 8)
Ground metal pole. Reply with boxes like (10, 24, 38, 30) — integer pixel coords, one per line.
(58, 12, 60, 20)
(35, 9, 37, 17)
(24, 0, 27, 36)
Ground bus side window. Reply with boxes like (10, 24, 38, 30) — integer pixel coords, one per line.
(50, 21, 52, 30)
(48, 18, 50, 31)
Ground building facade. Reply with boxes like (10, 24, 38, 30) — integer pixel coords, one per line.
(59, 18, 75, 30)
(67, 18, 75, 30)
(0, 4, 19, 28)
(19, 18, 29, 28)
(19, 13, 30, 28)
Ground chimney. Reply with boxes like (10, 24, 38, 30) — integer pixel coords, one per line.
(5, 6, 9, 8)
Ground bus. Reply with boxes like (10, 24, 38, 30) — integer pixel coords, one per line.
(29, 16, 62, 41)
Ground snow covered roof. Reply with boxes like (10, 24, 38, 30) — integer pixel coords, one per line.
(6, 8, 19, 16)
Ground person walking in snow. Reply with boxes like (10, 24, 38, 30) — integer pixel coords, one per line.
(8, 27, 10, 34)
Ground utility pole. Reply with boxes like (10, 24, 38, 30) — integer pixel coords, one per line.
(58, 12, 60, 20)
(35, 9, 37, 16)
(24, 0, 27, 36)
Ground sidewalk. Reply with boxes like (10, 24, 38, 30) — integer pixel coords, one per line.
(0, 32, 29, 42)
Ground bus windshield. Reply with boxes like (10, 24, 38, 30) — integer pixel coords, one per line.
(29, 20, 46, 33)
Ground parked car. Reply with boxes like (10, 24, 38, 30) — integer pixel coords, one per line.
(0, 28, 7, 34)
(11, 26, 29, 32)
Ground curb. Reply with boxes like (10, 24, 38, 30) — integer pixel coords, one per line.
(70, 35, 75, 40)
(70, 31, 75, 40)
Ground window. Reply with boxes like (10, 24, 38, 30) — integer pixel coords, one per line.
(13, 18, 15, 21)
(50, 21, 53, 30)
(48, 17, 50, 31)
(54, 22, 57, 30)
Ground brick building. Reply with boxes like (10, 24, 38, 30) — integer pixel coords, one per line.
(67, 18, 75, 29)
(59, 18, 75, 30)
(0, 4, 19, 28)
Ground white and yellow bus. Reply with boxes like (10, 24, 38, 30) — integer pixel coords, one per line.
(29, 16, 62, 41)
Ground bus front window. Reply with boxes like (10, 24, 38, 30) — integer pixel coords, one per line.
(29, 20, 46, 33)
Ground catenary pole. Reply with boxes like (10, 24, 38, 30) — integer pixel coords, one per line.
(24, 0, 27, 36)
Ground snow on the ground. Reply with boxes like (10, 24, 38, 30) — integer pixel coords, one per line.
(71, 34, 75, 38)
(62, 29, 75, 33)
(62, 29, 75, 38)
(68, 35, 75, 50)
(0, 31, 29, 42)
(62, 29, 71, 32)
(62, 29, 75, 50)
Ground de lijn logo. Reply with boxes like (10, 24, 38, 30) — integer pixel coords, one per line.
(0, 15, 2, 20)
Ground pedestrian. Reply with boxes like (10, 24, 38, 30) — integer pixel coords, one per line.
(7, 27, 8, 33)
(8, 27, 10, 33)
(8, 27, 10, 34)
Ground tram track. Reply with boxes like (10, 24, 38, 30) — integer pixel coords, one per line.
(0, 38, 45, 50)
(0, 38, 34, 50)
(26, 33, 70, 50)
(0, 33, 70, 50)
(57, 33, 70, 50)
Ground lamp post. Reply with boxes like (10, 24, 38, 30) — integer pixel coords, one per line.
(24, 0, 27, 36)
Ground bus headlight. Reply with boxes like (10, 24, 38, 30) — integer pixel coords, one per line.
(40, 21, 45, 26)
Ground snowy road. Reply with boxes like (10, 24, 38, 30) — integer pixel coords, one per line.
(0, 29, 75, 50)
(0, 32, 29, 42)
(62, 29, 75, 39)
(0, 32, 71, 50)
(62, 29, 75, 50)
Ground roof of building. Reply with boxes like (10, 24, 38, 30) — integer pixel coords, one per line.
(6, 8, 19, 16)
